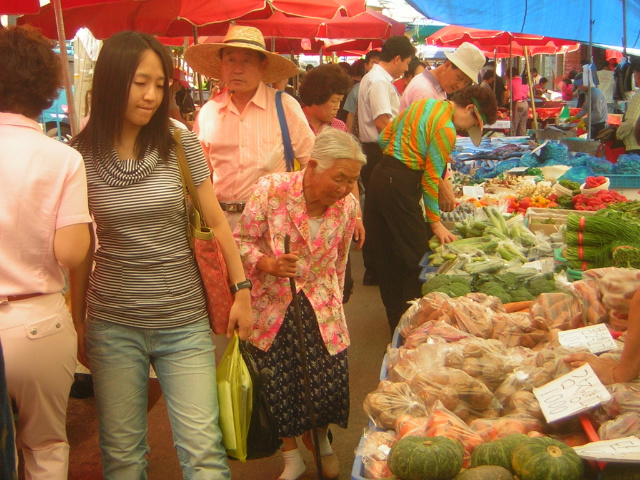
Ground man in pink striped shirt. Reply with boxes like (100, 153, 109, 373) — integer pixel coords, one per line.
(186, 26, 315, 229)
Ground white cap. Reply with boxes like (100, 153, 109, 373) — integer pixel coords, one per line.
(444, 42, 486, 84)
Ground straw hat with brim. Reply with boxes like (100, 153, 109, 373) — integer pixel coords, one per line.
(184, 25, 299, 85)
(444, 42, 486, 84)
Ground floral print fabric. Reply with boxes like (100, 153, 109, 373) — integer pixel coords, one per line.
(234, 170, 358, 355)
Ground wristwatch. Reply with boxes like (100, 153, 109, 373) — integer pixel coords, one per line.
(230, 279, 252, 294)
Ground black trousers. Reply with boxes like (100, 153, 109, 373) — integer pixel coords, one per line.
(360, 142, 384, 193)
(590, 121, 606, 139)
(364, 155, 432, 335)
(360, 142, 384, 278)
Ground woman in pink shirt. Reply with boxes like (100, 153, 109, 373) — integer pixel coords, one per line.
(504, 66, 530, 136)
(0, 26, 92, 479)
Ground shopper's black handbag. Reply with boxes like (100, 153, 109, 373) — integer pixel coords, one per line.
(238, 340, 282, 459)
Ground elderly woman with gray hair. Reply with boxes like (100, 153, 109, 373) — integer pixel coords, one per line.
(234, 128, 366, 480)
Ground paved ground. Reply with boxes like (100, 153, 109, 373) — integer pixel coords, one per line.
(54, 248, 391, 480)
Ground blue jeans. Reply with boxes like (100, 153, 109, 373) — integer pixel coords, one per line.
(85, 317, 230, 480)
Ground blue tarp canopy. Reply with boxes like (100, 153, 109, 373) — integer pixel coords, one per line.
(404, 0, 640, 49)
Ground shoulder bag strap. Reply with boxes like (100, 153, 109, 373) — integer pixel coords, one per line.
(173, 129, 203, 214)
(173, 129, 215, 249)
(275, 90, 295, 172)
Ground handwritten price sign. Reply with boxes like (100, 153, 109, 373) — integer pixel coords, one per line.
(574, 436, 640, 462)
(557, 324, 618, 354)
(462, 186, 485, 198)
(533, 364, 612, 423)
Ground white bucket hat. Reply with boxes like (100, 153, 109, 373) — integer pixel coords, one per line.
(184, 25, 299, 84)
(444, 42, 486, 84)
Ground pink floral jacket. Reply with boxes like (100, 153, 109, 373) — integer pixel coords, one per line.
(234, 170, 358, 355)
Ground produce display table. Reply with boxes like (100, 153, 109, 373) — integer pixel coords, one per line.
(482, 120, 510, 137)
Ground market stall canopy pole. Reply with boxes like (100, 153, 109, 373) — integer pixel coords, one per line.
(524, 46, 538, 131)
(406, 0, 640, 48)
(52, 0, 78, 137)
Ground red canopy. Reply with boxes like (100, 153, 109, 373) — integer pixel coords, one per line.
(0, 0, 134, 15)
(158, 9, 403, 47)
(0, 0, 39, 14)
(18, 0, 366, 39)
(177, 35, 383, 55)
(427, 25, 580, 57)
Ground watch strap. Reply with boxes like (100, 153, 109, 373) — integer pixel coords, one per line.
(230, 279, 252, 294)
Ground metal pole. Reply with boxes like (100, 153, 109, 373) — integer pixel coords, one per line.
(492, 49, 497, 102)
(52, 0, 78, 137)
(524, 47, 538, 131)
(587, 0, 593, 140)
(192, 25, 204, 107)
(509, 37, 514, 136)
(622, 0, 628, 57)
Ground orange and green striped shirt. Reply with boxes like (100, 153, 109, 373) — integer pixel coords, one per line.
(378, 99, 456, 223)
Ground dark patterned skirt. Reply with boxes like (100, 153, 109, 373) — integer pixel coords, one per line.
(249, 292, 349, 438)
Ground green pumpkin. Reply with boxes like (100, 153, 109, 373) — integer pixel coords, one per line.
(470, 434, 528, 472)
(455, 465, 514, 480)
(499, 433, 530, 453)
(388, 436, 464, 480)
(602, 462, 640, 480)
(511, 437, 583, 480)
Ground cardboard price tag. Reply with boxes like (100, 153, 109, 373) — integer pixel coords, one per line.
(533, 364, 612, 423)
(557, 324, 618, 354)
(462, 185, 485, 198)
(574, 436, 640, 463)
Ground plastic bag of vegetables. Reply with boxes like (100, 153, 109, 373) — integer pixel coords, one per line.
(598, 412, 640, 440)
(404, 319, 473, 350)
(363, 380, 428, 430)
(424, 400, 485, 467)
(469, 414, 545, 443)
(359, 428, 398, 480)
(397, 293, 454, 338)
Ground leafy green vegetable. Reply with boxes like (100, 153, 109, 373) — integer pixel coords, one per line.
(526, 273, 556, 296)
(477, 283, 511, 304)
(612, 245, 640, 269)
(421, 275, 472, 297)
(559, 179, 581, 191)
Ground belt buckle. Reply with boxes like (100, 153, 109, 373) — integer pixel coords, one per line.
(222, 202, 245, 213)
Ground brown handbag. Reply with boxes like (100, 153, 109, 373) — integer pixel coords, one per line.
(173, 129, 233, 335)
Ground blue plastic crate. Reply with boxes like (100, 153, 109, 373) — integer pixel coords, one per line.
(380, 329, 404, 381)
(419, 266, 438, 282)
(350, 434, 367, 480)
(419, 251, 432, 267)
(608, 174, 640, 188)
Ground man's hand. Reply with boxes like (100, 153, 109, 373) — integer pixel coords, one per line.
(564, 352, 619, 385)
(438, 178, 456, 212)
(431, 221, 457, 244)
(353, 218, 365, 249)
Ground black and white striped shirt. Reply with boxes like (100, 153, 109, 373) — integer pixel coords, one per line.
(77, 130, 210, 329)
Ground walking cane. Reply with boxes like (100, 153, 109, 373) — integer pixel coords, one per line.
(284, 234, 325, 480)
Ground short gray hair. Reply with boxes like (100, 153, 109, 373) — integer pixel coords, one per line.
(311, 128, 367, 173)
